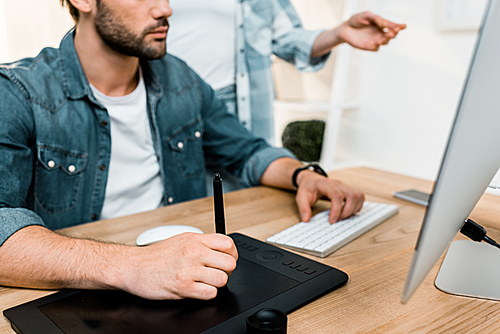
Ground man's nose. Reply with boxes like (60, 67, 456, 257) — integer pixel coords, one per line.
(152, 0, 173, 20)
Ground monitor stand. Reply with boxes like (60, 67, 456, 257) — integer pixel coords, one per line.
(435, 239, 500, 301)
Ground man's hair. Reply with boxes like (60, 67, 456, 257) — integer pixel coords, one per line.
(60, 0, 80, 23)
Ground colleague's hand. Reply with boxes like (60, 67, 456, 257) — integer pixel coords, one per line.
(340, 11, 406, 51)
(120, 233, 238, 300)
(295, 171, 365, 224)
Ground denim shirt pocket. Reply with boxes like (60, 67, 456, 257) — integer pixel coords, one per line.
(35, 144, 87, 215)
(167, 119, 204, 178)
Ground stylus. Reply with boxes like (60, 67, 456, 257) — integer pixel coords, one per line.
(213, 173, 226, 234)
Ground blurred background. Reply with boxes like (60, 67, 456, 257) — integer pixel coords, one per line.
(1, 0, 497, 191)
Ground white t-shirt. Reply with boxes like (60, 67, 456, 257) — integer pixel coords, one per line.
(168, 0, 236, 90)
(90, 74, 163, 220)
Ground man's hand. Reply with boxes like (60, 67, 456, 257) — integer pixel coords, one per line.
(311, 11, 406, 58)
(259, 157, 365, 224)
(295, 171, 365, 224)
(119, 233, 238, 300)
(340, 11, 406, 51)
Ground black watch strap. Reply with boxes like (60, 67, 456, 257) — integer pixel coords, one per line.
(292, 164, 328, 188)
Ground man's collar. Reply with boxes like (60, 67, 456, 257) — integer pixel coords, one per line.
(139, 59, 162, 96)
(59, 28, 90, 100)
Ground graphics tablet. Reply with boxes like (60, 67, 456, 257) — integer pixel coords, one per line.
(4, 233, 348, 334)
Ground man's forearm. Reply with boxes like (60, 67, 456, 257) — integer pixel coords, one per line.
(0, 225, 240, 300)
(311, 25, 344, 59)
(0, 225, 127, 290)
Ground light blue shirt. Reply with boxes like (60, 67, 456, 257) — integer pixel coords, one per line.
(234, 0, 330, 143)
(169, 0, 331, 144)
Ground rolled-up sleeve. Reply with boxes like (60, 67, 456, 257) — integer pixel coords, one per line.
(238, 146, 295, 188)
(0, 73, 45, 246)
(271, 0, 330, 72)
(0, 208, 46, 246)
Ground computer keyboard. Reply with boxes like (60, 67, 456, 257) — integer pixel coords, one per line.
(266, 202, 399, 258)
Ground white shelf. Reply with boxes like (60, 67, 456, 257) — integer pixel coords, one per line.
(274, 100, 359, 112)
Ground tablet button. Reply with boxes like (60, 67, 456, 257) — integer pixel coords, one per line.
(296, 266, 309, 272)
(256, 250, 284, 262)
(282, 261, 294, 266)
(289, 263, 301, 269)
(304, 269, 317, 275)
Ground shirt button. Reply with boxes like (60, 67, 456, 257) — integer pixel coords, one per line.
(168, 197, 174, 204)
(194, 131, 201, 138)
(91, 214, 97, 220)
(242, 121, 247, 126)
(100, 165, 106, 171)
(68, 165, 76, 173)
(240, 48, 245, 53)
(239, 23, 244, 28)
(177, 142, 184, 149)
(240, 73, 244, 77)
(241, 97, 246, 101)
(101, 120, 108, 127)
(48, 160, 55, 168)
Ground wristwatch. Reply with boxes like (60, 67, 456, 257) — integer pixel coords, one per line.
(292, 164, 328, 188)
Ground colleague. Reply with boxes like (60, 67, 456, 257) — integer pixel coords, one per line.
(168, 0, 406, 144)
(0, 0, 364, 301)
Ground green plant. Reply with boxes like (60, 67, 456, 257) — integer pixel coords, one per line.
(281, 120, 325, 162)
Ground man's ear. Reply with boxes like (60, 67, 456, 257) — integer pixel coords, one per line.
(68, 0, 93, 14)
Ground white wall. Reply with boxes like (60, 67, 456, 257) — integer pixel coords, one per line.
(0, 1, 9, 61)
(0, 1, 73, 63)
(335, 0, 482, 181)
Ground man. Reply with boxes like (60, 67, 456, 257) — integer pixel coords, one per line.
(0, 0, 364, 301)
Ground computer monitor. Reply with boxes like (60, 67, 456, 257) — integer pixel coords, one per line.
(401, 0, 500, 303)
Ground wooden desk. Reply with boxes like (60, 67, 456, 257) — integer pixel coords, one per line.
(1, 167, 500, 333)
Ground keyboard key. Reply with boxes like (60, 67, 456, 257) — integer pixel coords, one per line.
(266, 202, 399, 258)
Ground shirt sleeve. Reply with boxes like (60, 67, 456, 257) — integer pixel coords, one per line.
(0, 72, 47, 247)
(271, 0, 330, 72)
(0, 208, 47, 247)
(238, 146, 296, 188)
(197, 73, 296, 188)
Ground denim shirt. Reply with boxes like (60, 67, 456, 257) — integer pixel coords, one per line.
(0, 30, 295, 246)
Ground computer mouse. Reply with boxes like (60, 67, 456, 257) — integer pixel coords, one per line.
(136, 225, 204, 246)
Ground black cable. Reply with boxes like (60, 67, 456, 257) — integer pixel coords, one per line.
(460, 219, 500, 249)
(484, 235, 500, 249)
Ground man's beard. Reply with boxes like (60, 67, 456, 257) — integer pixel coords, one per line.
(94, 0, 168, 60)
